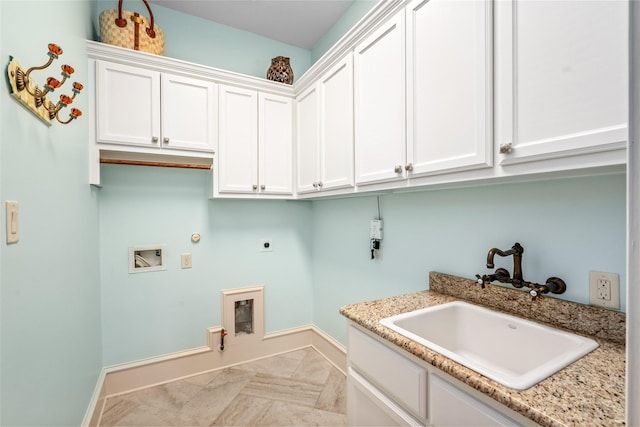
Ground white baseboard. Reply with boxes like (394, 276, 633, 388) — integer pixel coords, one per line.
(83, 324, 345, 426)
(82, 368, 107, 427)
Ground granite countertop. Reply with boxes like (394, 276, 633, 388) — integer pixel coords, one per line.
(340, 272, 626, 427)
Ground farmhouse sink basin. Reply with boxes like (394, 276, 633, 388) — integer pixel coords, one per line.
(379, 301, 598, 390)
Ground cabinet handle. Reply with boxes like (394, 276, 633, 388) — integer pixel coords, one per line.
(405, 163, 414, 172)
(163, 137, 170, 144)
(318, 181, 323, 188)
(252, 184, 258, 190)
(152, 136, 159, 143)
(260, 184, 266, 191)
(500, 143, 513, 154)
(394, 165, 403, 173)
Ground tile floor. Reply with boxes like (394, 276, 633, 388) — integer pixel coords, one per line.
(99, 348, 347, 426)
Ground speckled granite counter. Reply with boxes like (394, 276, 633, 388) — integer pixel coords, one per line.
(340, 272, 626, 427)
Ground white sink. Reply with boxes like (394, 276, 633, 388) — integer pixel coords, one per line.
(380, 301, 598, 390)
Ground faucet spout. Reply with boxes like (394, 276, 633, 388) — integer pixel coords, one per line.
(486, 243, 524, 281)
(475, 242, 567, 299)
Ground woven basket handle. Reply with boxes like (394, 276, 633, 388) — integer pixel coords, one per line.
(114, 0, 157, 38)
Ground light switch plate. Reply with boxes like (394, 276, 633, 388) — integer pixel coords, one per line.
(6, 200, 19, 244)
(181, 253, 192, 269)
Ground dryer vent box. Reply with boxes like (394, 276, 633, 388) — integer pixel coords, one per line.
(129, 245, 167, 273)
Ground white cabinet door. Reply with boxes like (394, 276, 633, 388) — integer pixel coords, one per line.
(161, 73, 216, 152)
(296, 85, 320, 193)
(429, 374, 523, 426)
(320, 54, 354, 190)
(259, 93, 293, 195)
(96, 61, 160, 148)
(406, 0, 492, 177)
(495, 0, 628, 165)
(354, 13, 406, 185)
(218, 85, 258, 194)
(348, 368, 424, 427)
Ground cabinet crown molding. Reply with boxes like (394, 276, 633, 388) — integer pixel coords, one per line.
(88, 0, 407, 97)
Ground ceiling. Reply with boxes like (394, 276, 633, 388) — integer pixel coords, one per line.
(147, 0, 356, 50)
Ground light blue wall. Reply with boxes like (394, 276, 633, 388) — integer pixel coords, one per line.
(311, 0, 379, 62)
(98, 165, 314, 365)
(94, 0, 312, 79)
(311, 175, 627, 343)
(0, 2, 102, 425)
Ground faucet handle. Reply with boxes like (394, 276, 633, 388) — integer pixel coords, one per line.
(475, 274, 486, 289)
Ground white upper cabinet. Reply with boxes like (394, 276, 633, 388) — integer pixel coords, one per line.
(406, 0, 493, 177)
(259, 92, 293, 195)
(96, 61, 160, 148)
(354, 13, 406, 185)
(320, 54, 355, 191)
(297, 54, 354, 194)
(218, 85, 259, 194)
(96, 61, 216, 153)
(495, 0, 628, 166)
(217, 84, 293, 197)
(296, 84, 321, 193)
(161, 73, 217, 152)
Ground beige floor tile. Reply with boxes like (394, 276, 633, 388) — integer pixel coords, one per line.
(103, 402, 209, 426)
(278, 348, 311, 361)
(210, 394, 274, 426)
(177, 368, 254, 421)
(240, 372, 324, 407)
(239, 353, 304, 377)
(99, 348, 347, 427)
(315, 367, 347, 414)
(100, 397, 139, 426)
(255, 400, 347, 426)
(121, 379, 204, 412)
(292, 348, 333, 385)
(182, 370, 222, 387)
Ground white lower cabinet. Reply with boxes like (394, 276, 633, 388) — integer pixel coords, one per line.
(429, 373, 525, 426)
(348, 368, 423, 427)
(347, 323, 534, 427)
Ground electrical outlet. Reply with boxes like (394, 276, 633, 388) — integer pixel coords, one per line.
(597, 279, 611, 300)
(260, 238, 273, 252)
(589, 271, 620, 310)
(181, 253, 192, 269)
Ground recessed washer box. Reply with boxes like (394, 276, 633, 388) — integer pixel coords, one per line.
(129, 244, 167, 273)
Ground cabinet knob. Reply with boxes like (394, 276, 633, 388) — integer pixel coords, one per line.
(394, 165, 403, 173)
(252, 184, 258, 190)
(500, 143, 513, 154)
(405, 163, 414, 172)
(318, 181, 323, 188)
(313, 182, 318, 188)
(163, 137, 170, 144)
(260, 184, 266, 191)
(152, 136, 159, 143)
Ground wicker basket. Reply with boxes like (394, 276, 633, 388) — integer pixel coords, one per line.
(99, 0, 165, 55)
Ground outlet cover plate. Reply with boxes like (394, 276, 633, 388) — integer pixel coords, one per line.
(589, 271, 620, 310)
(260, 238, 273, 252)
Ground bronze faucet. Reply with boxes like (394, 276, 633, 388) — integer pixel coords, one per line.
(486, 243, 524, 283)
(476, 242, 566, 299)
